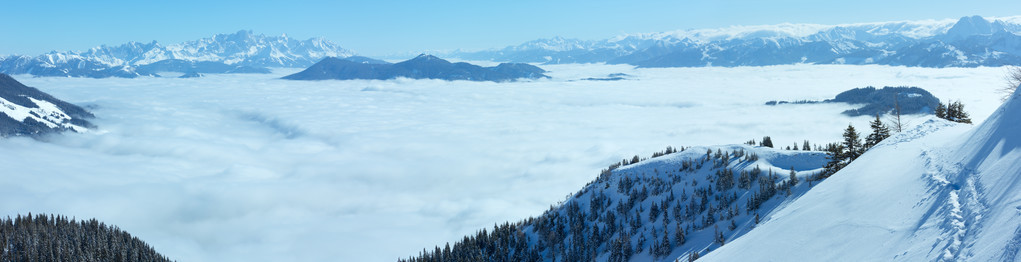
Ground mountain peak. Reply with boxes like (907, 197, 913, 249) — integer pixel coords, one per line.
(945, 15, 1004, 40)
(411, 54, 443, 61)
(233, 30, 255, 37)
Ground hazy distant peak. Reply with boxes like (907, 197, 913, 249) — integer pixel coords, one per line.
(451, 15, 1021, 67)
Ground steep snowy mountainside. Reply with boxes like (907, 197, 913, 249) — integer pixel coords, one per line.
(0, 30, 353, 78)
(702, 87, 1021, 261)
(402, 144, 831, 261)
(451, 15, 1021, 68)
(0, 74, 93, 137)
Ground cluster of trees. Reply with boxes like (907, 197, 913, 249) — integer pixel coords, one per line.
(0, 213, 173, 262)
(935, 101, 972, 124)
(816, 115, 891, 179)
(747, 137, 816, 151)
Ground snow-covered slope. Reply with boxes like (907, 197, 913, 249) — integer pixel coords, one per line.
(452, 15, 1021, 68)
(0, 74, 93, 137)
(702, 87, 1021, 261)
(0, 30, 353, 78)
(401, 144, 831, 261)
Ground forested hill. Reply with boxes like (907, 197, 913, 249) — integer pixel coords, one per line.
(0, 213, 173, 262)
(400, 144, 830, 262)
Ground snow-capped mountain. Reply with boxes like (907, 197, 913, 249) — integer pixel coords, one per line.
(451, 15, 1021, 68)
(0, 74, 93, 137)
(703, 87, 1021, 261)
(0, 30, 353, 78)
(401, 144, 831, 261)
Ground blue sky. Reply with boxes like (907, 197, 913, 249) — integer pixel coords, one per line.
(2, 0, 1020, 56)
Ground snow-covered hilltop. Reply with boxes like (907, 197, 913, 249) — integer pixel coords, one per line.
(400, 144, 831, 261)
(0, 74, 93, 137)
(703, 86, 1021, 261)
(452, 15, 1021, 68)
(0, 30, 353, 78)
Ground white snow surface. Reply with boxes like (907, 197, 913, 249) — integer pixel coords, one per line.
(702, 87, 1021, 261)
(0, 64, 1009, 262)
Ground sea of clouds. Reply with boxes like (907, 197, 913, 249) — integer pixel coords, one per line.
(0, 64, 1008, 261)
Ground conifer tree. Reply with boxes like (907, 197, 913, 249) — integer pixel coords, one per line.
(935, 102, 947, 119)
(760, 136, 773, 148)
(865, 115, 891, 149)
(820, 143, 846, 178)
(788, 167, 798, 187)
(842, 124, 864, 161)
(674, 223, 686, 246)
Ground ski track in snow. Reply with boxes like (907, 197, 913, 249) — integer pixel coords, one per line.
(920, 144, 987, 261)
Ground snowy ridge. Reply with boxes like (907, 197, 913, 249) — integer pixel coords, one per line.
(451, 15, 1021, 67)
(702, 88, 1021, 261)
(402, 145, 830, 261)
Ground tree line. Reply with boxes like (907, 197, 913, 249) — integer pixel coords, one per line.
(0, 213, 173, 262)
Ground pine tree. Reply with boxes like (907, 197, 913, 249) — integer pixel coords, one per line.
(865, 115, 891, 150)
(788, 166, 798, 187)
(820, 143, 846, 178)
(842, 124, 864, 161)
(760, 136, 773, 148)
(674, 223, 686, 246)
(935, 102, 947, 119)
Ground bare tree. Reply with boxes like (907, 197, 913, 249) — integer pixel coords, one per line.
(888, 94, 904, 132)
(1002, 66, 1021, 101)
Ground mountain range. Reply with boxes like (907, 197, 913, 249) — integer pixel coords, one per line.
(0, 73, 93, 137)
(0, 30, 352, 78)
(5, 15, 1019, 78)
(283, 54, 549, 82)
(450, 15, 1021, 68)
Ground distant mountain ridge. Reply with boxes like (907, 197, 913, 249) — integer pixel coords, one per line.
(766, 86, 941, 117)
(451, 15, 1021, 68)
(0, 30, 353, 78)
(283, 54, 550, 82)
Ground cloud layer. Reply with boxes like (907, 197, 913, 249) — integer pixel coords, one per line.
(0, 64, 1007, 261)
